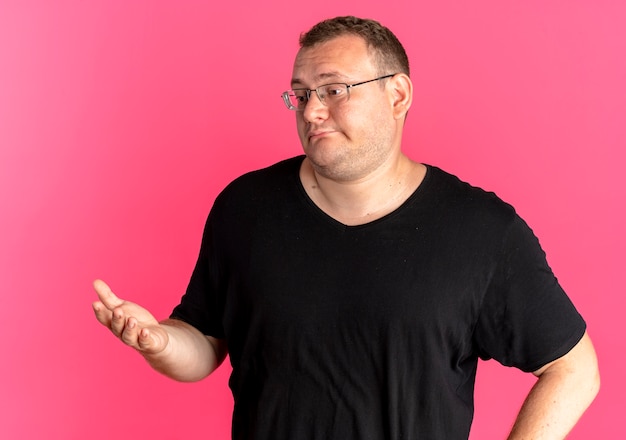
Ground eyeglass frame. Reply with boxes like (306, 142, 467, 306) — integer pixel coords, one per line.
(281, 74, 397, 111)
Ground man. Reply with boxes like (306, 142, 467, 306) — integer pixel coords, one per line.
(93, 16, 599, 439)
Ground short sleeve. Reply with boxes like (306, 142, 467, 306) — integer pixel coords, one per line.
(473, 215, 586, 372)
(170, 210, 226, 339)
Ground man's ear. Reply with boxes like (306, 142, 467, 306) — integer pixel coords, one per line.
(388, 73, 413, 120)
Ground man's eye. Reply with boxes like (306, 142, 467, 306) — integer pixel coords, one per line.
(293, 92, 308, 103)
(326, 87, 345, 97)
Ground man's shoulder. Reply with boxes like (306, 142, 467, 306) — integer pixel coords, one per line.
(212, 156, 304, 213)
(227, 155, 303, 190)
(422, 164, 517, 223)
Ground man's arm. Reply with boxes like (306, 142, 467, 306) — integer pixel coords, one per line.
(92, 279, 228, 382)
(507, 331, 600, 439)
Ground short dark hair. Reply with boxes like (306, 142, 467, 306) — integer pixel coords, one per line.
(299, 16, 410, 77)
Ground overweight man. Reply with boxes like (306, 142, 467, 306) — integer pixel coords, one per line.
(93, 16, 600, 440)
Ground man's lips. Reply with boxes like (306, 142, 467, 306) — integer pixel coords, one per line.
(307, 130, 335, 141)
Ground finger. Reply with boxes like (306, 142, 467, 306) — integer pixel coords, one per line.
(137, 328, 153, 351)
(120, 317, 140, 348)
(137, 327, 168, 355)
(109, 307, 126, 337)
(93, 279, 124, 310)
(92, 301, 113, 328)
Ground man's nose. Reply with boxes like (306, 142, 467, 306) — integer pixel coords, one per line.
(303, 91, 328, 122)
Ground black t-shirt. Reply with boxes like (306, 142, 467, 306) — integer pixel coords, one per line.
(171, 156, 585, 440)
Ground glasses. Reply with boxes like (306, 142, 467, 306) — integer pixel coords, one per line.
(281, 74, 396, 111)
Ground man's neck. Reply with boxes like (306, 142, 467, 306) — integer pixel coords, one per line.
(299, 154, 426, 226)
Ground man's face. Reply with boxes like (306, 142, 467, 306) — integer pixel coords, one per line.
(291, 34, 399, 182)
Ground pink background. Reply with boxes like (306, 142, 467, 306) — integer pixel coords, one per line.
(1, 1, 624, 438)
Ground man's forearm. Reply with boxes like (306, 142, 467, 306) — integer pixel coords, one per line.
(144, 318, 227, 382)
(507, 332, 600, 439)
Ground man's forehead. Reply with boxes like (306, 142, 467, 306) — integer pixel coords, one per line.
(294, 34, 369, 61)
(290, 36, 375, 86)
(290, 71, 349, 87)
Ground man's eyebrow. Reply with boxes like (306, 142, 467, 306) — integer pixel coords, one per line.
(291, 72, 349, 88)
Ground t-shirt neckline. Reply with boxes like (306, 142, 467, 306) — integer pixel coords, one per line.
(292, 156, 433, 231)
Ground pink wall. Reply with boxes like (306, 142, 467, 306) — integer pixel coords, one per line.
(1, 1, 624, 438)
